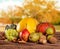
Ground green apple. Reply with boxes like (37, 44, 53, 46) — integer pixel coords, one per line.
(29, 33, 40, 42)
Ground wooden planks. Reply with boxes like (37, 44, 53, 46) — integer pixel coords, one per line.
(0, 32, 60, 49)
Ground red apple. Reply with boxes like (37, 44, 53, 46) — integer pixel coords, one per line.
(19, 29, 30, 41)
(36, 22, 55, 34)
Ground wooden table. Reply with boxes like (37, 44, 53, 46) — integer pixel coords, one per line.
(0, 32, 60, 49)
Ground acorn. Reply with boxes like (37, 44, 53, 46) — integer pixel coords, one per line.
(39, 35, 47, 44)
(47, 35, 57, 44)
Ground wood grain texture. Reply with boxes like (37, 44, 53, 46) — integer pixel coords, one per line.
(0, 32, 60, 49)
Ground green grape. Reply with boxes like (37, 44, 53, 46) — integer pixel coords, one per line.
(5, 29, 18, 41)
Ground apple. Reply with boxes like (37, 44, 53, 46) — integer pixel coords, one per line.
(29, 33, 40, 42)
(19, 29, 30, 42)
(36, 22, 55, 34)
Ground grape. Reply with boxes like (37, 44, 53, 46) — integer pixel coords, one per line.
(5, 29, 18, 41)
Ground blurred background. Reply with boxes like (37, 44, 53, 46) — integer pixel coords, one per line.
(0, 0, 60, 31)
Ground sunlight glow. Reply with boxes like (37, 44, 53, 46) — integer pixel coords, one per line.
(0, 0, 23, 11)
(0, 0, 60, 10)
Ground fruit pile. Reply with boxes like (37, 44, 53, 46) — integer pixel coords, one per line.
(1, 18, 57, 44)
